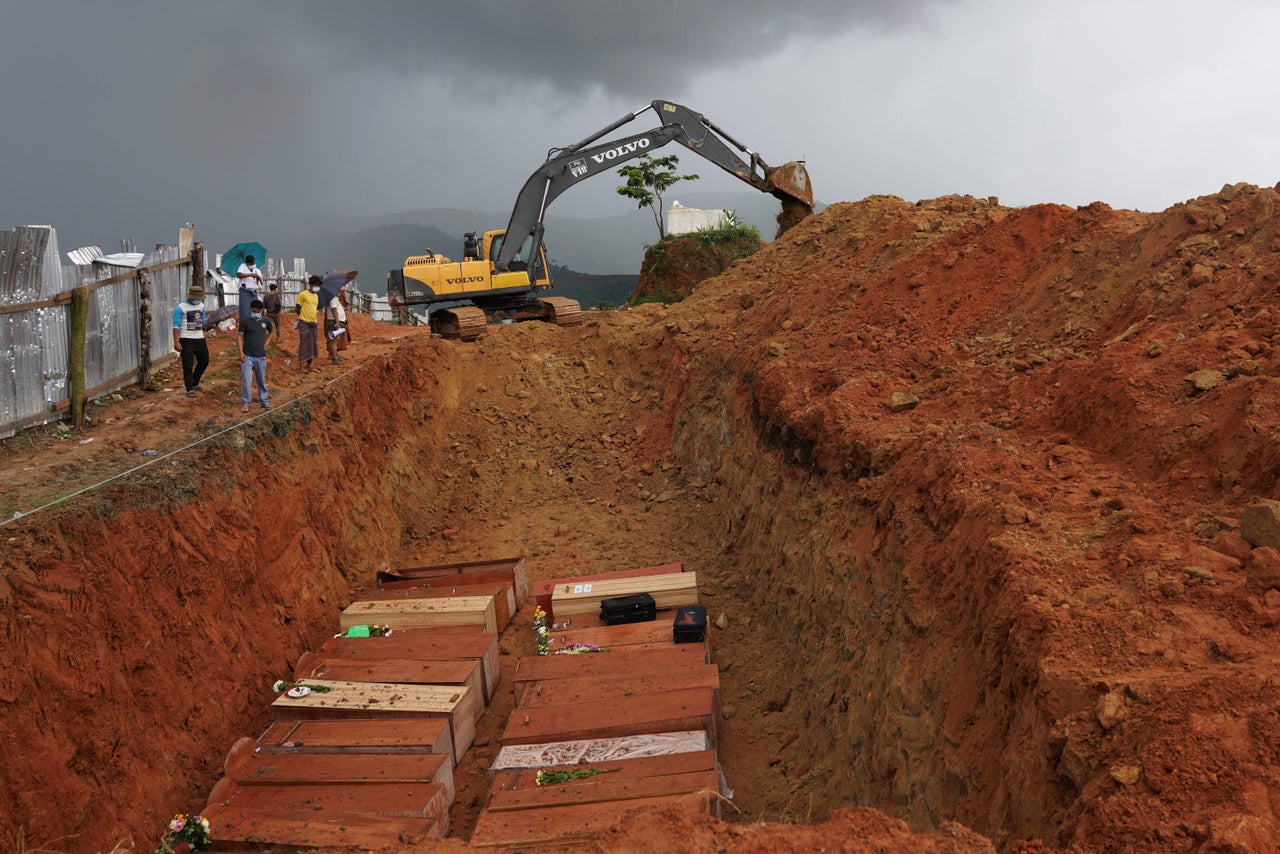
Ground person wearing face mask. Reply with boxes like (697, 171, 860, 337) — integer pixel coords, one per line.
(295, 275, 321, 372)
(237, 298, 273, 412)
(236, 254, 263, 324)
(172, 283, 209, 398)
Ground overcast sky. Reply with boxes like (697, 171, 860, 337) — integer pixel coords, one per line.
(3, 0, 1278, 259)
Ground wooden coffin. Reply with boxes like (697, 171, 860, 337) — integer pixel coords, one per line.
(377, 555, 528, 604)
(201, 802, 441, 850)
(550, 570, 697, 618)
(512, 645, 707, 694)
(315, 629, 500, 702)
(271, 679, 479, 760)
(340, 594, 498, 633)
(490, 731, 712, 773)
(533, 562, 683, 623)
(361, 581, 516, 631)
(254, 717, 455, 767)
(224, 741, 454, 803)
(500, 686, 718, 748)
(489, 749, 719, 793)
(294, 656, 485, 711)
(543, 620, 711, 659)
(469, 791, 713, 849)
(206, 777, 449, 825)
(516, 664, 720, 710)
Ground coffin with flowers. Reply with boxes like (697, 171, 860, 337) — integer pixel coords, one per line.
(271, 679, 479, 759)
(200, 802, 443, 848)
(316, 629, 500, 702)
(294, 653, 485, 710)
(341, 594, 499, 633)
(543, 620, 711, 659)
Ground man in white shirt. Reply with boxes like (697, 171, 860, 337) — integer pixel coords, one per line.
(236, 254, 263, 323)
(325, 287, 348, 364)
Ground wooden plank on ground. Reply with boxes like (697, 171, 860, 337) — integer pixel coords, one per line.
(360, 582, 515, 631)
(501, 687, 718, 747)
(225, 749, 454, 803)
(490, 731, 711, 772)
(314, 630, 500, 701)
(551, 571, 698, 617)
(490, 750, 718, 792)
(534, 562, 683, 623)
(377, 555, 528, 604)
(469, 792, 712, 848)
(207, 779, 449, 823)
(201, 802, 440, 850)
(544, 620, 711, 660)
(518, 664, 720, 709)
(341, 595, 498, 633)
(295, 657, 485, 711)
(254, 718, 454, 766)
(272, 680, 478, 759)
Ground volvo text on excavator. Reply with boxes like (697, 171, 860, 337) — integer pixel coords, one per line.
(386, 100, 813, 341)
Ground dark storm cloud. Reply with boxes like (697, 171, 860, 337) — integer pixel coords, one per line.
(278, 0, 947, 97)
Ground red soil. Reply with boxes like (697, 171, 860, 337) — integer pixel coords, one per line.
(5, 182, 1280, 852)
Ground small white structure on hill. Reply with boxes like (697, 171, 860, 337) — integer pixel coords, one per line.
(666, 201, 732, 236)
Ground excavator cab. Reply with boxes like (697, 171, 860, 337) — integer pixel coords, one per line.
(484, 230, 550, 288)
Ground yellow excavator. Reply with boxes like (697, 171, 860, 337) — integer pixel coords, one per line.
(386, 99, 813, 340)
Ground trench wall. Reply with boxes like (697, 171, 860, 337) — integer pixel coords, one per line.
(0, 344, 463, 852)
(667, 353, 1072, 846)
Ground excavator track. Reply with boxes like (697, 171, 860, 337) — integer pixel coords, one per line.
(539, 296, 583, 327)
(429, 306, 488, 341)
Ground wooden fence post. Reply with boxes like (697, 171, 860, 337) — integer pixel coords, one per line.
(69, 285, 90, 428)
(191, 241, 206, 305)
(137, 268, 153, 390)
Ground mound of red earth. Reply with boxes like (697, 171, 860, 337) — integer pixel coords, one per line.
(4, 183, 1280, 852)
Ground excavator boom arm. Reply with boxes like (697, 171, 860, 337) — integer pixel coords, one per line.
(494, 100, 812, 272)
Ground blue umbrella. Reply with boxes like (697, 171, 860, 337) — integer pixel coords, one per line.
(220, 241, 268, 275)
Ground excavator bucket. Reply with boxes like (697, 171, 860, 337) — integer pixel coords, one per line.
(765, 161, 814, 209)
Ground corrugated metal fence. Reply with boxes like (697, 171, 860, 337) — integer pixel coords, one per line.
(0, 226, 318, 438)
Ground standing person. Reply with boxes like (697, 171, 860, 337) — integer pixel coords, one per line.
(237, 299, 273, 412)
(262, 282, 283, 347)
(238, 299, 272, 412)
(296, 275, 321, 373)
(335, 284, 352, 353)
(236, 255, 263, 323)
(325, 288, 348, 364)
(172, 283, 208, 398)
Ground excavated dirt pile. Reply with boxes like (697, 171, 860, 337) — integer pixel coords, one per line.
(5, 183, 1280, 852)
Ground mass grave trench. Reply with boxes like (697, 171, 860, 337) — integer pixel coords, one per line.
(2, 327, 1044, 851)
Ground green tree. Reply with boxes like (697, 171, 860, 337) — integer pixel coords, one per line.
(616, 153, 700, 240)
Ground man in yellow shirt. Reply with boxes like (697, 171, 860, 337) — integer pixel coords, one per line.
(296, 275, 320, 372)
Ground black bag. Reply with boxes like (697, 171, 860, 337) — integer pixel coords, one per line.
(672, 605, 708, 643)
(599, 592, 657, 625)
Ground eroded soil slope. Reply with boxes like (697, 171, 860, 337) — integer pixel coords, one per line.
(4, 184, 1280, 852)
